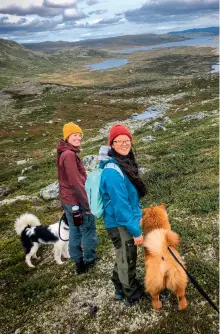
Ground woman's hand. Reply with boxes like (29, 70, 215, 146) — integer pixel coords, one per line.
(133, 235, 143, 246)
(139, 218, 143, 226)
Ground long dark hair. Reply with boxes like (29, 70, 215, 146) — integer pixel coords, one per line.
(109, 146, 147, 198)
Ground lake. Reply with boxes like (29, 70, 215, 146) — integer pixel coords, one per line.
(88, 58, 129, 70)
(211, 62, 219, 73)
(114, 35, 219, 54)
(87, 36, 219, 71)
(132, 106, 160, 120)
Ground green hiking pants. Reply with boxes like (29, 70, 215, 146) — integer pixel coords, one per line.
(106, 226, 143, 301)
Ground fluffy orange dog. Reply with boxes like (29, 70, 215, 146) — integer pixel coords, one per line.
(142, 204, 188, 311)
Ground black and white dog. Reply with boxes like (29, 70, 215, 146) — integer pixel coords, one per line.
(15, 212, 70, 268)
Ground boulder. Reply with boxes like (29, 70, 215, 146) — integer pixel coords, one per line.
(152, 122, 166, 131)
(181, 112, 208, 121)
(40, 181, 59, 200)
(0, 195, 39, 207)
(16, 159, 30, 165)
(18, 176, 27, 182)
(142, 135, 156, 142)
(21, 166, 33, 175)
(0, 186, 11, 197)
(163, 117, 173, 124)
(138, 167, 147, 175)
(82, 155, 98, 172)
(39, 155, 99, 201)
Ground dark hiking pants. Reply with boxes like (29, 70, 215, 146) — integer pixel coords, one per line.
(107, 226, 143, 302)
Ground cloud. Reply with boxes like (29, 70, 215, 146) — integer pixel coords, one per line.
(74, 15, 123, 28)
(0, 16, 61, 33)
(43, 0, 78, 8)
(97, 17, 122, 25)
(86, 0, 100, 6)
(125, 0, 219, 23)
(88, 9, 108, 15)
(1, 0, 217, 42)
(0, 1, 81, 18)
(63, 8, 87, 20)
(0, 11, 117, 35)
(0, 0, 121, 38)
(0, 4, 62, 17)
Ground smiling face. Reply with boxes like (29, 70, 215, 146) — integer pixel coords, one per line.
(112, 134, 132, 156)
(67, 133, 82, 147)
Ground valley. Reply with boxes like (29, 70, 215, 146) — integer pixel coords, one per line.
(0, 34, 219, 333)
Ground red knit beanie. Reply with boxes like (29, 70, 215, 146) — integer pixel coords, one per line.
(108, 124, 133, 145)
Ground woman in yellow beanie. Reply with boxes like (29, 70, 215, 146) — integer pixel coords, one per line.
(57, 122, 97, 275)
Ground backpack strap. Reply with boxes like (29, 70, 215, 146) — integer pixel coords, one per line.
(104, 162, 124, 179)
(103, 163, 124, 210)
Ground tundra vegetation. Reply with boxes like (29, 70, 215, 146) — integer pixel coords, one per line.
(0, 37, 219, 333)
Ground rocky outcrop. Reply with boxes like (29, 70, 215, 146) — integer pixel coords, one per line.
(2, 82, 45, 96)
(141, 135, 156, 142)
(181, 112, 214, 121)
(16, 159, 32, 166)
(82, 155, 98, 172)
(0, 195, 39, 207)
(85, 94, 184, 144)
(40, 181, 59, 200)
(39, 155, 99, 200)
(0, 186, 11, 197)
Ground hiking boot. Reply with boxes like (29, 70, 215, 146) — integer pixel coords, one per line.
(160, 289, 171, 302)
(123, 290, 144, 307)
(124, 298, 140, 307)
(75, 259, 86, 275)
(114, 289, 124, 301)
(85, 258, 97, 272)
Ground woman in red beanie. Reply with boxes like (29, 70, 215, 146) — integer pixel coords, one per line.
(99, 124, 147, 306)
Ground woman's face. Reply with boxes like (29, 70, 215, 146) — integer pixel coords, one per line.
(112, 134, 132, 156)
(68, 133, 82, 147)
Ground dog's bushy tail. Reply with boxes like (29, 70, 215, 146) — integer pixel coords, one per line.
(15, 213, 41, 235)
(166, 230, 180, 247)
(143, 229, 180, 256)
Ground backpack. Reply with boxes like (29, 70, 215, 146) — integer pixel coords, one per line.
(85, 162, 124, 218)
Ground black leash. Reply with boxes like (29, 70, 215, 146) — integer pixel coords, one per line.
(58, 213, 69, 242)
(168, 246, 219, 313)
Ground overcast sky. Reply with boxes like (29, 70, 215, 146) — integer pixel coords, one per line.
(0, 0, 218, 43)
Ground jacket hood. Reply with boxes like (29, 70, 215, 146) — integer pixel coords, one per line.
(57, 139, 80, 155)
(98, 145, 117, 168)
(98, 145, 111, 162)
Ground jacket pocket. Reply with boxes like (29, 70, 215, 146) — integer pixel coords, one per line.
(105, 203, 115, 218)
(107, 228, 121, 249)
(81, 213, 95, 232)
(125, 239, 137, 266)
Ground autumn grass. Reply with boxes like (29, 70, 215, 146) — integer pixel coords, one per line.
(0, 45, 219, 333)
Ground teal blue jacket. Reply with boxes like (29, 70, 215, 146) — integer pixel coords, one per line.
(99, 158, 142, 237)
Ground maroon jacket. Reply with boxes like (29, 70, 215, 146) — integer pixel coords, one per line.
(57, 140, 89, 210)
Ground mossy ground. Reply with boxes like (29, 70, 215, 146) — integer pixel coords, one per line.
(0, 44, 219, 333)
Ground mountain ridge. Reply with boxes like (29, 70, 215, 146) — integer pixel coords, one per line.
(22, 33, 186, 53)
(169, 26, 219, 35)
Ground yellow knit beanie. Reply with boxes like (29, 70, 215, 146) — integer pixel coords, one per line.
(63, 122, 83, 140)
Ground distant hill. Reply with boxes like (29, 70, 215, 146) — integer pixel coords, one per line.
(0, 39, 112, 73)
(22, 33, 186, 54)
(0, 38, 114, 87)
(0, 39, 50, 72)
(0, 39, 48, 68)
(170, 26, 219, 36)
